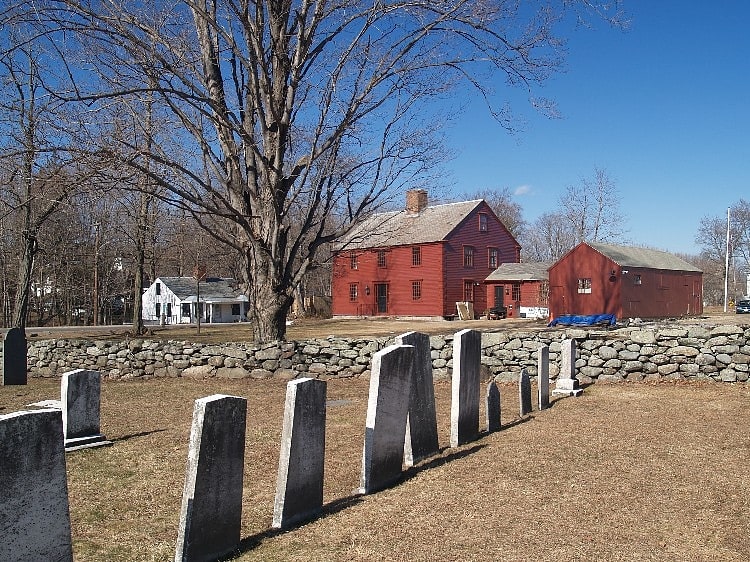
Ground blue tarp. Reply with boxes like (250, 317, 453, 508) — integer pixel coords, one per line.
(547, 314, 617, 327)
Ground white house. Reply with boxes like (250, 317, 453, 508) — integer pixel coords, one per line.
(142, 277, 249, 324)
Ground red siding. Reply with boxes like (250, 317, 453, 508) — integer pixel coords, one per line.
(548, 244, 703, 320)
(443, 202, 520, 317)
(485, 280, 548, 317)
(331, 201, 520, 318)
(331, 243, 446, 316)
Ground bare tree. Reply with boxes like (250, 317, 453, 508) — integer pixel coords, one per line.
(521, 211, 578, 262)
(36, 0, 626, 341)
(560, 167, 627, 245)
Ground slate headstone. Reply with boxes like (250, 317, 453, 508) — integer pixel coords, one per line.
(0, 409, 73, 561)
(486, 380, 501, 433)
(2, 327, 27, 385)
(538, 344, 550, 410)
(273, 378, 327, 530)
(360, 344, 414, 494)
(519, 368, 532, 416)
(450, 329, 481, 447)
(175, 395, 247, 562)
(61, 369, 111, 451)
(395, 331, 439, 467)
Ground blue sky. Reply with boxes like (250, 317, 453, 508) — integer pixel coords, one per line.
(444, 1, 749, 256)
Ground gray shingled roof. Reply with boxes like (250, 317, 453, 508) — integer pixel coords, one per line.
(159, 277, 246, 301)
(485, 262, 551, 282)
(336, 200, 484, 250)
(586, 242, 702, 272)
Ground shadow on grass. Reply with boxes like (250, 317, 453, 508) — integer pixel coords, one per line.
(111, 429, 168, 442)
(227, 444, 488, 557)
(497, 414, 534, 430)
(225, 495, 365, 559)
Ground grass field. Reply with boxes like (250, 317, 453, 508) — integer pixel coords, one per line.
(3, 376, 750, 561)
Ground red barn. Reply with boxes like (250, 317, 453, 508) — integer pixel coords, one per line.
(548, 242, 703, 320)
(484, 262, 551, 319)
(332, 190, 520, 318)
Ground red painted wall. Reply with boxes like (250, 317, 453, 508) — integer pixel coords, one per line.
(548, 244, 703, 319)
(442, 202, 520, 316)
(331, 242, 445, 316)
(331, 201, 520, 317)
(485, 280, 548, 317)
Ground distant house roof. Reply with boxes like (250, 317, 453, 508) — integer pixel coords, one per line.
(158, 277, 248, 302)
(585, 242, 702, 272)
(486, 262, 552, 282)
(336, 199, 486, 250)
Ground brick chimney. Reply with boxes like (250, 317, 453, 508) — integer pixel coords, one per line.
(405, 189, 428, 214)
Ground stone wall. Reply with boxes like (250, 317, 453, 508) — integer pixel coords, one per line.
(25, 322, 750, 383)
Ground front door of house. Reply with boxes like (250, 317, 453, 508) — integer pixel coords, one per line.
(494, 285, 504, 307)
(375, 283, 388, 313)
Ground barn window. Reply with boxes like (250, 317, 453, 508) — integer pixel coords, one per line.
(478, 213, 488, 232)
(155, 282, 161, 295)
(463, 281, 475, 301)
(463, 246, 474, 267)
(488, 248, 498, 268)
(512, 283, 521, 301)
(412, 246, 421, 266)
(349, 283, 358, 301)
(412, 280, 422, 300)
(377, 250, 387, 268)
(350, 252, 358, 269)
(577, 278, 592, 294)
(634, 274, 642, 285)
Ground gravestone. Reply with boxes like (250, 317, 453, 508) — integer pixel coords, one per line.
(2, 327, 27, 385)
(61, 369, 112, 451)
(486, 380, 501, 433)
(538, 344, 550, 410)
(360, 344, 414, 494)
(395, 331, 439, 466)
(552, 338, 583, 397)
(175, 395, 247, 562)
(0, 409, 73, 561)
(519, 368, 532, 416)
(450, 329, 481, 448)
(273, 378, 327, 530)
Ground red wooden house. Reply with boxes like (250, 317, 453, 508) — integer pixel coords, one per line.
(484, 262, 551, 319)
(548, 242, 703, 320)
(332, 190, 520, 318)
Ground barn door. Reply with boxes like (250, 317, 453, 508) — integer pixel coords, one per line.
(494, 285, 504, 307)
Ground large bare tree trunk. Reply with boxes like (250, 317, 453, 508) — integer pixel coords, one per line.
(11, 236, 36, 329)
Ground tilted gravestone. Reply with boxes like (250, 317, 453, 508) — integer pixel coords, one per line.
(273, 378, 327, 530)
(2, 327, 27, 385)
(175, 395, 247, 562)
(0, 409, 73, 561)
(519, 369, 532, 416)
(61, 369, 112, 451)
(450, 329, 481, 448)
(486, 380, 501, 433)
(395, 331, 439, 467)
(553, 338, 583, 397)
(538, 344, 550, 410)
(360, 344, 414, 494)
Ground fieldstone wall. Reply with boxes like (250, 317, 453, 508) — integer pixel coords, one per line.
(25, 323, 750, 384)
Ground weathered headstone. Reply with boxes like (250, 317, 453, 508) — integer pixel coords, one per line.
(273, 378, 327, 530)
(175, 395, 247, 562)
(538, 344, 550, 410)
(395, 331, 439, 466)
(0, 409, 73, 561)
(61, 369, 112, 451)
(519, 368, 532, 416)
(2, 327, 27, 385)
(450, 329, 481, 448)
(553, 338, 583, 397)
(360, 344, 414, 494)
(486, 380, 501, 433)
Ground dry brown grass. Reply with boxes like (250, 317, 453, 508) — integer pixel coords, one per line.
(3, 376, 750, 561)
